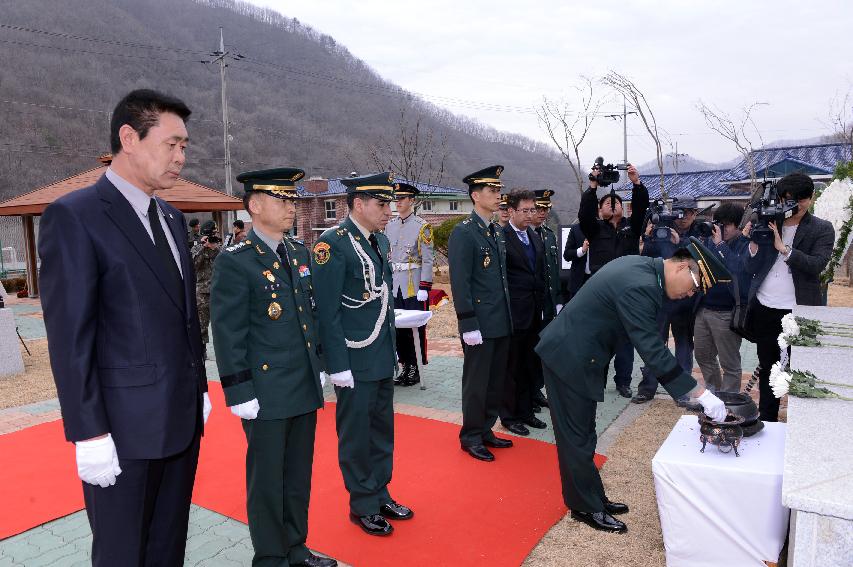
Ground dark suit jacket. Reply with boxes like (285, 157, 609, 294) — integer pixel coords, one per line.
(745, 212, 835, 306)
(562, 223, 588, 298)
(503, 223, 545, 333)
(38, 175, 207, 460)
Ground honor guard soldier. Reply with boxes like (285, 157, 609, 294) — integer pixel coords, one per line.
(311, 172, 414, 537)
(211, 168, 337, 567)
(385, 181, 434, 386)
(536, 238, 729, 534)
(449, 165, 515, 462)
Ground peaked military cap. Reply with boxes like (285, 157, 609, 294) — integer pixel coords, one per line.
(236, 167, 305, 199)
(684, 236, 732, 293)
(534, 189, 554, 209)
(498, 194, 508, 210)
(463, 165, 504, 193)
(393, 181, 420, 197)
(342, 172, 396, 202)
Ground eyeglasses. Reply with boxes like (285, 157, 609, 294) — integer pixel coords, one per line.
(514, 208, 537, 215)
(687, 267, 701, 293)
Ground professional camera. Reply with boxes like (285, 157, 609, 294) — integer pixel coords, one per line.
(695, 221, 718, 239)
(748, 181, 798, 246)
(200, 223, 221, 244)
(589, 157, 624, 187)
(646, 199, 684, 241)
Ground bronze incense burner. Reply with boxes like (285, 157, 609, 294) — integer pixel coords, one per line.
(699, 413, 745, 457)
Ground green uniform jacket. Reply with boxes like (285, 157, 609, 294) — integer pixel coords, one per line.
(312, 217, 397, 382)
(538, 224, 561, 320)
(536, 255, 696, 402)
(448, 211, 512, 338)
(211, 229, 324, 418)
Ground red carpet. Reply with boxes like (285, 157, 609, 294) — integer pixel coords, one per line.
(1, 383, 606, 566)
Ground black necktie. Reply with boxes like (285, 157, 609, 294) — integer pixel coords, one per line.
(276, 242, 292, 282)
(369, 233, 382, 265)
(147, 198, 183, 299)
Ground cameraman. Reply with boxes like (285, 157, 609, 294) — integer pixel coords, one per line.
(633, 196, 703, 405)
(746, 172, 834, 422)
(223, 219, 246, 247)
(192, 220, 221, 355)
(694, 203, 751, 394)
(577, 163, 649, 398)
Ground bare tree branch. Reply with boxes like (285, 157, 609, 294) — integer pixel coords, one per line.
(602, 71, 666, 197)
(536, 76, 603, 195)
(827, 88, 853, 157)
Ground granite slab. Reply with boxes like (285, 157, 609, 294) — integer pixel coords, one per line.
(784, 306, 853, 521)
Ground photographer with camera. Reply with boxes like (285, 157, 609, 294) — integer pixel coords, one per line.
(633, 196, 703, 405)
(745, 172, 834, 422)
(576, 159, 649, 398)
(192, 220, 222, 354)
(693, 203, 752, 394)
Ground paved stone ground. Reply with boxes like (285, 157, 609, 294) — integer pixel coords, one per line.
(0, 302, 762, 565)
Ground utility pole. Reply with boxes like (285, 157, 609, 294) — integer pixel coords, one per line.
(211, 27, 234, 225)
(604, 96, 637, 166)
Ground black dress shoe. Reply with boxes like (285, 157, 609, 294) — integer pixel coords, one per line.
(523, 416, 547, 429)
(350, 513, 393, 536)
(403, 364, 420, 386)
(603, 498, 629, 515)
(394, 365, 408, 386)
(570, 510, 627, 533)
(503, 422, 530, 436)
(380, 500, 414, 520)
(533, 391, 549, 408)
(483, 436, 513, 449)
(461, 444, 495, 461)
(616, 385, 632, 398)
(631, 392, 654, 404)
(532, 405, 542, 414)
(293, 552, 338, 567)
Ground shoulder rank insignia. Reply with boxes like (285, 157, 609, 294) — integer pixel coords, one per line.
(313, 241, 331, 265)
(225, 241, 249, 253)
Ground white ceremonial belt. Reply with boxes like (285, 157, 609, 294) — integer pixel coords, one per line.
(392, 262, 421, 272)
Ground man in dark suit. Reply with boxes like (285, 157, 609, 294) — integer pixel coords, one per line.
(499, 189, 547, 436)
(745, 172, 834, 421)
(38, 89, 210, 566)
(562, 222, 588, 300)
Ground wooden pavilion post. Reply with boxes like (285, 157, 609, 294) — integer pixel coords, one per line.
(21, 215, 38, 298)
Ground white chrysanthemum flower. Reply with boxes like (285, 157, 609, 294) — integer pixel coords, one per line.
(771, 368, 791, 398)
(778, 334, 789, 350)
(781, 313, 800, 337)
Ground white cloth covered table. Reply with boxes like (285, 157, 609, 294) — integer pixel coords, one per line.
(652, 415, 788, 567)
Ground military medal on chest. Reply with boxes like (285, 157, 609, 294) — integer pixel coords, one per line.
(268, 301, 283, 320)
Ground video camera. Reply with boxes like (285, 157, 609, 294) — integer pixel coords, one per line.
(646, 199, 684, 242)
(695, 221, 719, 239)
(589, 157, 627, 188)
(748, 181, 798, 246)
(201, 225, 221, 244)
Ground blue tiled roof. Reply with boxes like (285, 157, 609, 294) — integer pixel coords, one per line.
(296, 178, 467, 197)
(617, 169, 731, 201)
(720, 143, 850, 182)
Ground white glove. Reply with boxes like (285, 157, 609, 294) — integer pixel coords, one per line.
(330, 370, 355, 388)
(697, 390, 727, 422)
(462, 330, 483, 346)
(76, 434, 122, 488)
(320, 371, 328, 388)
(556, 304, 563, 315)
(202, 392, 212, 425)
(416, 289, 429, 302)
(230, 398, 260, 420)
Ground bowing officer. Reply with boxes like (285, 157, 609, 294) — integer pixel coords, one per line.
(312, 172, 414, 537)
(449, 165, 515, 462)
(211, 168, 337, 567)
(385, 181, 434, 387)
(535, 238, 730, 534)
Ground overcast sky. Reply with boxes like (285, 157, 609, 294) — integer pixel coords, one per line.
(247, 0, 851, 168)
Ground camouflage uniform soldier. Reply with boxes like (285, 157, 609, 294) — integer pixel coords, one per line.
(385, 182, 434, 387)
(192, 220, 220, 352)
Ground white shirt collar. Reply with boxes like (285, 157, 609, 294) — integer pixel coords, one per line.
(349, 215, 372, 239)
(106, 168, 154, 217)
(509, 220, 526, 235)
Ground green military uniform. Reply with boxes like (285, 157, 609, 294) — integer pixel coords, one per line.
(211, 168, 325, 566)
(536, 242, 730, 513)
(311, 173, 399, 518)
(533, 190, 562, 322)
(192, 220, 220, 347)
(449, 165, 514, 450)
